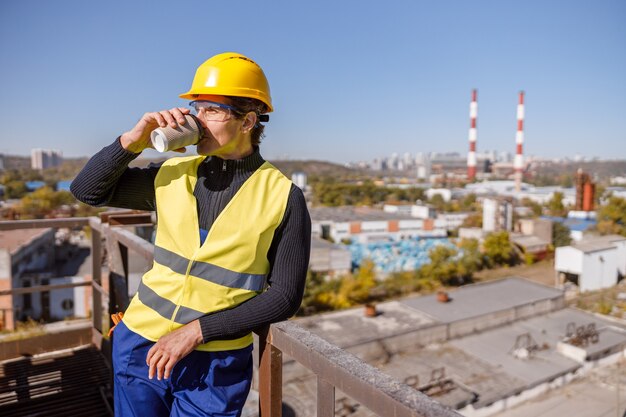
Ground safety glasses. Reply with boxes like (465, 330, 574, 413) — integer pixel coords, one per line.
(189, 100, 242, 122)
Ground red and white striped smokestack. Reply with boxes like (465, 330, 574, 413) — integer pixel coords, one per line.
(514, 91, 525, 192)
(467, 89, 478, 180)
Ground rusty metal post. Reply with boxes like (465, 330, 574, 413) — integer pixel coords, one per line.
(90, 221, 103, 335)
(317, 376, 335, 417)
(258, 326, 282, 417)
(105, 229, 130, 317)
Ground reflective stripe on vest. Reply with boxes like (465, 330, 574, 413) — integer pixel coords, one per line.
(152, 245, 266, 292)
(123, 156, 292, 352)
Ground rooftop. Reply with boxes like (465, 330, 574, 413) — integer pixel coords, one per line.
(400, 277, 563, 323)
(309, 206, 416, 222)
(297, 301, 436, 348)
(570, 234, 626, 253)
(0, 228, 52, 255)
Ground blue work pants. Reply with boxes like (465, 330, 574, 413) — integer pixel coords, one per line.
(112, 321, 252, 417)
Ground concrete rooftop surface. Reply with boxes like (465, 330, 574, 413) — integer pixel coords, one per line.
(400, 277, 563, 323)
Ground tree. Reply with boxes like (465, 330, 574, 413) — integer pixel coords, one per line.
(298, 270, 341, 316)
(520, 197, 543, 217)
(461, 212, 482, 228)
(16, 187, 75, 219)
(483, 231, 518, 267)
(552, 222, 572, 247)
(460, 194, 477, 211)
(457, 238, 484, 275)
(546, 192, 567, 217)
(334, 259, 378, 308)
(428, 194, 446, 211)
(3, 180, 28, 199)
(419, 245, 464, 286)
(596, 196, 626, 237)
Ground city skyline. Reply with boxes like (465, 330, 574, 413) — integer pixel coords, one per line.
(0, 1, 625, 163)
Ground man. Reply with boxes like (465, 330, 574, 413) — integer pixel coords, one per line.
(71, 52, 311, 416)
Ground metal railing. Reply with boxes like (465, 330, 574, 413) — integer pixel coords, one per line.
(0, 217, 461, 417)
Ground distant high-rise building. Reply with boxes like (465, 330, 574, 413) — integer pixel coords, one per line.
(483, 198, 513, 233)
(415, 153, 431, 180)
(31, 149, 63, 170)
(0, 154, 4, 171)
(402, 152, 413, 170)
(291, 171, 308, 190)
(370, 158, 383, 171)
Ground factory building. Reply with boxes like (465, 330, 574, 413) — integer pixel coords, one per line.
(310, 206, 446, 244)
(463, 181, 577, 206)
(555, 234, 626, 292)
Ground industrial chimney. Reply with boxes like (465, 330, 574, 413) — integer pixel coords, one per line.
(467, 89, 478, 181)
(575, 169, 595, 212)
(514, 91, 525, 192)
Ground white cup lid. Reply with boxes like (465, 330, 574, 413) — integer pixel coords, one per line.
(150, 130, 167, 152)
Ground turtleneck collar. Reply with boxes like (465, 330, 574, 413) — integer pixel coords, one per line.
(201, 147, 265, 182)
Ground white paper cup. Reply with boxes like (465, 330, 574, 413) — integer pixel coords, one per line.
(150, 114, 203, 152)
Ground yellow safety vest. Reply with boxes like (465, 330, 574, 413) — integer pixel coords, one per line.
(123, 156, 292, 351)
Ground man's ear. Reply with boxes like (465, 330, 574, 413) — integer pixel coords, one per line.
(242, 112, 257, 133)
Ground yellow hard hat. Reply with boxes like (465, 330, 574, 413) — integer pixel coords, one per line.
(180, 52, 273, 112)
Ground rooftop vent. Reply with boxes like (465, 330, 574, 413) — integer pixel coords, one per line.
(564, 322, 599, 347)
(437, 290, 450, 303)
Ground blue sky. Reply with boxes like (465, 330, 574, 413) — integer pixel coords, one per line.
(0, 0, 624, 163)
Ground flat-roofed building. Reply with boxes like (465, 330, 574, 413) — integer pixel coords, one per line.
(310, 206, 446, 243)
(287, 278, 626, 417)
(555, 234, 626, 292)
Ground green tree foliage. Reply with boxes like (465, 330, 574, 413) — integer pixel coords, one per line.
(312, 180, 425, 206)
(419, 245, 466, 286)
(457, 238, 484, 274)
(483, 231, 518, 267)
(546, 192, 567, 217)
(461, 212, 482, 228)
(428, 194, 446, 211)
(3, 180, 28, 199)
(16, 187, 75, 219)
(335, 259, 378, 308)
(459, 194, 477, 211)
(552, 222, 572, 247)
(596, 196, 626, 237)
(298, 270, 342, 316)
(520, 197, 543, 217)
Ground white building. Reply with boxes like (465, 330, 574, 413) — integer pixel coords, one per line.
(464, 180, 576, 206)
(415, 152, 431, 180)
(31, 148, 63, 170)
(310, 206, 446, 244)
(411, 204, 436, 220)
(435, 212, 471, 231)
(426, 188, 452, 202)
(555, 235, 626, 292)
(483, 198, 513, 232)
(291, 171, 308, 190)
(383, 203, 414, 216)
